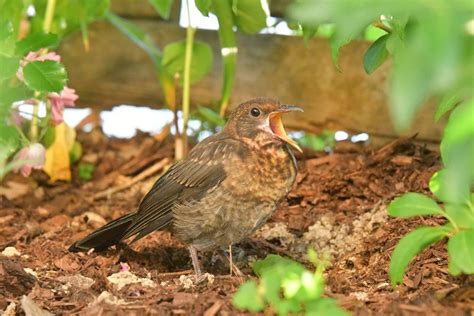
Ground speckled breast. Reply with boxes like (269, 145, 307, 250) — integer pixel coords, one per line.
(174, 142, 297, 251)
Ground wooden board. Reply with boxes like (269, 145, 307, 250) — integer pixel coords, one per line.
(58, 20, 444, 142)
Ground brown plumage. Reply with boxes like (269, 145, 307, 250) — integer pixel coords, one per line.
(69, 98, 302, 274)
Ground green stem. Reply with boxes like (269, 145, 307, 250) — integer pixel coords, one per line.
(182, 0, 196, 156)
(43, 0, 56, 33)
(213, 0, 237, 117)
(30, 102, 39, 142)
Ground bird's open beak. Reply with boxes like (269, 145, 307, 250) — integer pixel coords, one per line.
(269, 105, 303, 153)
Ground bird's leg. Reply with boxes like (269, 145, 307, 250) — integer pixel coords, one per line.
(188, 245, 202, 275)
(226, 245, 243, 276)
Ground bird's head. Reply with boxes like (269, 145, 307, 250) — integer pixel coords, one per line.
(224, 98, 303, 152)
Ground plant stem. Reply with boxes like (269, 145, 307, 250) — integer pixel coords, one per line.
(181, 0, 196, 157)
(30, 0, 56, 142)
(43, 0, 56, 33)
(29, 100, 39, 141)
(372, 21, 391, 33)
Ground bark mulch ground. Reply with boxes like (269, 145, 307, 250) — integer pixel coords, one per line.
(0, 129, 473, 315)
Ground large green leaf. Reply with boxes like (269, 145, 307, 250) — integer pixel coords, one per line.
(0, 56, 20, 82)
(15, 32, 59, 56)
(429, 169, 471, 206)
(445, 204, 474, 230)
(162, 40, 213, 85)
(389, 225, 450, 286)
(232, 0, 267, 34)
(448, 229, 474, 275)
(441, 99, 474, 165)
(148, 0, 174, 19)
(388, 192, 444, 218)
(106, 12, 162, 63)
(363, 34, 389, 74)
(439, 99, 474, 205)
(23, 60, 67, 93)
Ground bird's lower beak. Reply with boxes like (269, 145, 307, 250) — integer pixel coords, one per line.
(269, 105, 303, 153)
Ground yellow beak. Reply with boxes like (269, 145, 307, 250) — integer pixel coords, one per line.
(269, 105, 303, 152)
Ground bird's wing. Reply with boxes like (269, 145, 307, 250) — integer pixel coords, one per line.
(122, 136, 241, 241)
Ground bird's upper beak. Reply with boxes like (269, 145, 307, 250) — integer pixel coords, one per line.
(269, 105, 304, 153)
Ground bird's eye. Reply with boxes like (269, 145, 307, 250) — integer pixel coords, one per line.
(250, 107, 261, 117)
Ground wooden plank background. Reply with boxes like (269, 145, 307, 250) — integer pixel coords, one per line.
(58, 1, 444, 142)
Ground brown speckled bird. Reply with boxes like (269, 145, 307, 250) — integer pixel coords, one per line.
(69, 98, 302, 274)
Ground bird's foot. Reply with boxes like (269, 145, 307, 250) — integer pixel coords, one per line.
(188, 245, 202, 275)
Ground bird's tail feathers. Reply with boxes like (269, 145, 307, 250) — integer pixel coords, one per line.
(68, 213, 135, 252)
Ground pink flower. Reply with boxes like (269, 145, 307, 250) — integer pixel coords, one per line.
(48, 87, 79, 125)
(16, 49, 61, 81)
(119, 262, 130, 272)
(13, 143, 46, 177)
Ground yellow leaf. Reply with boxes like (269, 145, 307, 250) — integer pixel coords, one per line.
(43, 123, 76, 182)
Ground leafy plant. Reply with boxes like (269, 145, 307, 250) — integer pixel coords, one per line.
(233, 250, 350, 316)
(288, 0, 473, 283)
(0, 0, 108, 181)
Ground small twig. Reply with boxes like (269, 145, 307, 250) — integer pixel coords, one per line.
(157, 269, 194, 277)
(372, 21, 392, 34)
(93, 158, 170, 200)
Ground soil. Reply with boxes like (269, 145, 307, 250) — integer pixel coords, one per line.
(0, 128, 473, 315)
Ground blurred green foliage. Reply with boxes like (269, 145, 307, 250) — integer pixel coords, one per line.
(289, 0, 474, 283)
(233, 250, 350, 316)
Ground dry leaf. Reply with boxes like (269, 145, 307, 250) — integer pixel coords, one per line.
(43, 123, 76, 182)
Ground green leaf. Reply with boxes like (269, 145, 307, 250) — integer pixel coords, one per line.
(364, 24, 388, 42)
(448, 229, 474, 275)
(435, 91, 461, 122)
(439, 99, 474, 206)
(0, 125, 20, 162)
(302, 25, 318, 45)
(0, 0, 25, 39)
(429, 169, 471, 206)
(23, 61, 67, 93)
(162, 40, 213, 85)
(0, 20, 13, 42)
(79, 162, 95, 180)
(445, 204, 474, 230)
(363, 34, 389, 74)
(195, 0, 212, 16)
(196, 106, 225, 126)
(15, 32, 59, 56)
(232, 280, 263, 312)
(232, 0, 267, 34)
(440, 99, 474, 166)
(148, 0, 174, 19)
(0, 56, 20, 81)
(388, 193, 444, 218)
(253, 254, 294, 275)
(0, 81, 34, 109)
(329, 31, 356, 71)
(389, 225, 450, 286)
(106, 12, 162, 63)
(306, 298, 351, 316)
